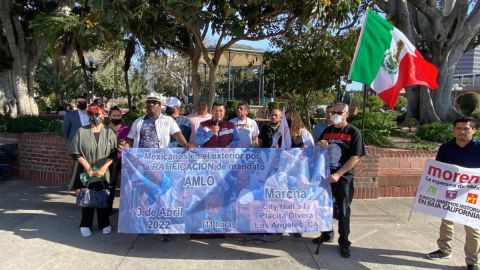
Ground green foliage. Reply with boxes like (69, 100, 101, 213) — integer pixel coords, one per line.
(0, 115, 62, 134)
(457, 92, 480, 116)
(406, 142, 439, 151)
(268, 101, 289, 111)
(472, 110, 480, 119)
(350, 111, 399, 147)
(348, 91, 364, 108)
(34, 54, 84, 106)
(122, 110, 144, 126)
(395, 95, 408, 111)
(366, 95, 384, 111)
(416, 122, 453, 143)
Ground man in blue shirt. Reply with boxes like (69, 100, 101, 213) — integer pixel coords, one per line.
(426, 117, 480, 270)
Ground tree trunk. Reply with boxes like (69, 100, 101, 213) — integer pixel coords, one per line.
(0, 71, 17, 116)
(0, 3, 41, 116)
(124, 37, 136, 110)
(207, 63, 218, 109)
(190, 50, 202, 106)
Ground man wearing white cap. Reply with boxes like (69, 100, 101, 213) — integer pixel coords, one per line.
(123, 92, 191, 149)
(165, 97, 191, 147)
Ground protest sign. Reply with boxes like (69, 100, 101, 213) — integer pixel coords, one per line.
(412, 160, 480, 228)
(118, 147, 332, 234)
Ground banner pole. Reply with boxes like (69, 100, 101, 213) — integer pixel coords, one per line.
(361, 84, 367, 132)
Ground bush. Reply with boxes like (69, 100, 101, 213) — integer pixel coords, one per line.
(122, 110, 144, 126)
(350, 111, 399, 147)
(268, 101, 288, 111)
(366, 95, 384, 111)
(0, 115, 62, 134)
(457, 92, 480, 116)
(416, 122, 452, 143)
(226, 100, 241, 111)
(471, 109, 480, 119)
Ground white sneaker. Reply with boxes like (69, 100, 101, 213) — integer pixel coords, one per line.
(80, 227, 92, 237)
(102, 226, 112, 235)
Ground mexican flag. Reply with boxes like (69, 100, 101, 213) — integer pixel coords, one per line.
(349, 10, 438, 109)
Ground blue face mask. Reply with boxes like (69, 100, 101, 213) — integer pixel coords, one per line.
(90, 115, 102, 125)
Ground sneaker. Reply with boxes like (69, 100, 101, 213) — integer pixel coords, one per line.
(102, 226, 112, 235)
(426, 249, 452, 260)
(467, 265, 480, 270)
(313, 231, 335, 244)
(161, 234, 173, 242)
(80, 227, 92, 237)
(340, 245, 350, 258)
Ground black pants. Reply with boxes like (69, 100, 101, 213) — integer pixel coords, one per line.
(80, 207, 110, 229)
(80, 180, 111, 229)
(327, 177, 354, 247)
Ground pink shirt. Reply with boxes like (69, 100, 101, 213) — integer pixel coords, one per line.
(187, 112, 212, 144)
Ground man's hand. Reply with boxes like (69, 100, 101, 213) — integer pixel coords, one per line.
(211, 124, 220, 136)
(184, 142, 194, 150)
(317, 140, 329, 148)
(329, 172, 341, 183)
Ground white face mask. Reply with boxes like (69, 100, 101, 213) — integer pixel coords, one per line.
(332, 114, 343, 125)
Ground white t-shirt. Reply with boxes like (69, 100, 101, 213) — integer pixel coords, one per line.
(128, 114, 181, 148)
(229, 117, 259, 147)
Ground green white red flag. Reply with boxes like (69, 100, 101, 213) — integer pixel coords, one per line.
(349, 10, 438, 109)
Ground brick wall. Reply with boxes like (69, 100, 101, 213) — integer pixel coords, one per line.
(354, 146, 436, 199)
(1, 133, 436, 197)
(17, 133, 73, 184)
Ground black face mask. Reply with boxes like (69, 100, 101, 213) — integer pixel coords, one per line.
(165, 107, 176, 116)
(77, 102, 87, 110)
(287, 119, 292, 127)
(110, 119, 122, 125)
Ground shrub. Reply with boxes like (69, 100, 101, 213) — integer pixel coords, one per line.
(416, 122, 453, 143)
(365, 95, 384, 111)
(457, 92, 480, 116)
(0, 115, 62, 134)
(122, 110, 143, 126)
(350, 111, 399, 147)
(268, 101, 288, 111)
(471, 109, 480, 119)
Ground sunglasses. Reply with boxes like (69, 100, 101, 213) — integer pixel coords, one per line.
(331, 111, 345, 115)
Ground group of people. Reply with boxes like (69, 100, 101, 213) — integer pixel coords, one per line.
(61, 92, 366, 256)
(60, 91, 480, 269)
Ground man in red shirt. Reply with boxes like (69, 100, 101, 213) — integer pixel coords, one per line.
(195, 102, 235, 147)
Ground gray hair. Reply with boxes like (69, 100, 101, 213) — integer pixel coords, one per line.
(334, 102, 349, 112)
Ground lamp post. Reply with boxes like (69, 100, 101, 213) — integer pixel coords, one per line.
(86, 55, 98, 103)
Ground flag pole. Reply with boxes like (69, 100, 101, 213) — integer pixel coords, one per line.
(361, 84, 367, 132)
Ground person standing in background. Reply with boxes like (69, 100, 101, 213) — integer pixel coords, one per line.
(187, 100, 212, 145)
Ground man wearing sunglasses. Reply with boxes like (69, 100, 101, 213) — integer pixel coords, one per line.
(315, 102, 365, 258)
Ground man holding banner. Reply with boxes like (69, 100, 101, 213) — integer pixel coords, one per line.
(121, 92, 192, 241)
(315, 102, 365, 258)
(425, 117, 480, 270)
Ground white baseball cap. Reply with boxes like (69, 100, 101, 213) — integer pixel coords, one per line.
(165, 97, 181, 107)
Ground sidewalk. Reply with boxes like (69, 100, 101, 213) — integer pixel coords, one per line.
(0, 178, 468, 270)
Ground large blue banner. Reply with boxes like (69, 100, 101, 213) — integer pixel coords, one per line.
(118, 147, 332, 234)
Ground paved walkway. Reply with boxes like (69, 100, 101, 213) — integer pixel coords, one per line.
(0, 178, 470, 270)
